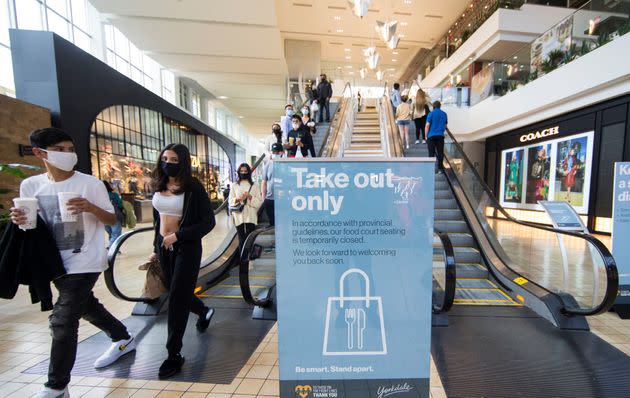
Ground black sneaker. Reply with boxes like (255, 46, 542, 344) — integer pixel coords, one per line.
(159, 353, 185, 379)
(196, 307, 215, 332)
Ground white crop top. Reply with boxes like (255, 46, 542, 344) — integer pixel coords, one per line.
(152, 191, 184, 217)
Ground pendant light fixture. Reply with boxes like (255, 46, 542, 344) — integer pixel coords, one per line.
(387, 34, 400, 50)
(376, 70, 384, 81)
(359, 67, 367, 79)
(375, 20, 398, 43)
(348, 0, 372, 18)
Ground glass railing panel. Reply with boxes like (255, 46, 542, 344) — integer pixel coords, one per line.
(443, 134, 612, 313)
(110, 228, 156, 300)
(247, 228, 276, 303)
(432, 235, 447, 310)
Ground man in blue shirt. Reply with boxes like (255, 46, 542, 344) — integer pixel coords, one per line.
(425, 101, 450, 173)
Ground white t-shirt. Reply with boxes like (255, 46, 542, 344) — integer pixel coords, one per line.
(20, 172, 115, 274)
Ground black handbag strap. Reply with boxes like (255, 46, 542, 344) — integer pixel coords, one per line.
(242, 183, 254, 205)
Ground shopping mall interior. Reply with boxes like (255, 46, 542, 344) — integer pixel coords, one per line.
(1, 0, 630, 397)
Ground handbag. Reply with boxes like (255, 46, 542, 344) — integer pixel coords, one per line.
(229, 184, 254, 213)
(140, 257, 168, 299)
(310, 101, 320, 112)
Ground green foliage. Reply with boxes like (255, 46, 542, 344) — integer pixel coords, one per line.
(618, 20, 630, 37)
(0, 163, 41, 227)
(596, 32, 611, 47)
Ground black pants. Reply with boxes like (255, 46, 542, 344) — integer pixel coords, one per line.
(413, 116, 427, 141)
(236, 223, 256, 254)
(318, 98, 330, 122)
(47, 273, 129, 390)
(427, 136, 445, 172)
(264, 199, 275, 226)
(158, 238, 205, 357)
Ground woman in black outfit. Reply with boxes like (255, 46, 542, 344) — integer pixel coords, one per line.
(149, 143, 216, 379)
(413, 88, 431, 144)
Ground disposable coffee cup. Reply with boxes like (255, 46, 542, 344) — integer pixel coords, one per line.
(58, 192, 80, 222)
(12, 198, 38, 230)
(289, 137, 295, 145)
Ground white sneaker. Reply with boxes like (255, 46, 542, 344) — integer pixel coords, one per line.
(415, 140, 420, 144)
(94, 336, 136, 369)
(33, 386, 69, 398)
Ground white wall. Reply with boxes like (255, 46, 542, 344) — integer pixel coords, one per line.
(445, 33, 630, 141)
(420, 5, 574, 88)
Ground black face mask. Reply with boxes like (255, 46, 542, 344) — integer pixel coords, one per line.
(161, 161, 181, 177)
(272, 128, 281, 135)
(239, 172, 250, 180)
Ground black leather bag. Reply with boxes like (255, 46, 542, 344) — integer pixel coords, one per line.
(229, 184, 253, 213)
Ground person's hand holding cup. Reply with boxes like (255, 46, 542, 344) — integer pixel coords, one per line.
(11, 198, 38, 230)
(57, 192, 83, 222)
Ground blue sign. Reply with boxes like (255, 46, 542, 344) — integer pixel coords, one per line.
(613, 162, 630, 306)
(274, 159, 434, 398)
(538, 201, 585, 230)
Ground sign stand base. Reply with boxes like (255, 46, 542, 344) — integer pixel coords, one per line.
(613, 304, 630, 319)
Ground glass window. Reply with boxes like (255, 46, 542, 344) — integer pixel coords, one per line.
(104, 24, 114, 49)
(70, 0, 86, 30)
(191, 91, 200, 117)
(47, 10, 71, 41)
(207, 101, 215, 127)
(0, 0, 11, 46)
(131, 66, 143, 84)
(73, 27, 90, 52)
(0, 45, 14, 92)
(113, 27, 129, 59)
(16, 0, 44, 30)
(161, 69, 175, 104)
(46, 0, 69, 18)
(129, 41, 142, 68)
(115, 56, 130, 76)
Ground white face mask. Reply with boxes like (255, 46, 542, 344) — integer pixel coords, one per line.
(302, 108, 309, 115)
(271, 153, 283, 159)
(292, 123, 300, 129)
(286, 109, 294, 116)
(42, 149, 78, 171)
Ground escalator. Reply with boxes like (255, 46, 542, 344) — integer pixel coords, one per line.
(377, 83, 630, 397)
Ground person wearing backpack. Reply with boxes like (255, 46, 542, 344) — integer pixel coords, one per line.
(103, 180, 123, 249)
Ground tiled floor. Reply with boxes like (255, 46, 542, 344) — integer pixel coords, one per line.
(0, 222, 627, 397)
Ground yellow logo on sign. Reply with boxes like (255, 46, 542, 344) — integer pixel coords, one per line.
(295, 385, 312, 398)
(514, 277, 529, 285)
(190, 155, 201, 168)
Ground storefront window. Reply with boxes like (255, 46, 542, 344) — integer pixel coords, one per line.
(91, 105, 233, 202)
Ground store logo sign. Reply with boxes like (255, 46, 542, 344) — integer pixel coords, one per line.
(519, 126, 560, 143)
(190, 155, 201, 168)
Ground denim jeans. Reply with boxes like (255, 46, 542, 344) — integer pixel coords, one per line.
(105, 222, 123, 248)
(47, 273, 129, 390)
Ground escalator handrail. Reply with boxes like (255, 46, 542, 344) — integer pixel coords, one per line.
(239, 225, 275, 307)
(104, 154, 267, 303)
(320, 82, 354, 158)
(433, 230, 457, 314)
(442, 128, 618, 316)
(380, 82, 404, 158)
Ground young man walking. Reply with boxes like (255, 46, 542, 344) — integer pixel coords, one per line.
(10, 128, 135, 398)
(425, 101, 449, 173)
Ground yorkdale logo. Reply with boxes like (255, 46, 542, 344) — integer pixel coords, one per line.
(377, 383, 414, 398)
(392, 176, 422, 203)
(295, 385, 312, 398)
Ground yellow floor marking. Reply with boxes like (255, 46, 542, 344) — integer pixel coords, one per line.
(220, 284, 269, 289)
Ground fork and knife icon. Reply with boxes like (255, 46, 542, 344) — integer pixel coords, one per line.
(344, 308, 367, 350)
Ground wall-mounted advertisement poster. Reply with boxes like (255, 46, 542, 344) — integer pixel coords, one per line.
(554, 135, 591, 209)
(501, 149, 524, 204)
(470, 63, 495, 106)
(499, 131, 593, 214)
(530, 15, 573, 72)
(526, 144, 551, 204)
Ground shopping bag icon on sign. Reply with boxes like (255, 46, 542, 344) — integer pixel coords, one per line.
(322, 268, 387, 356)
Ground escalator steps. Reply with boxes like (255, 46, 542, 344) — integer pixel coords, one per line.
(454, 278, 520, 306)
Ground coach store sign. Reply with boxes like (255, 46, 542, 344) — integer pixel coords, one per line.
(519, 126, 560, 143)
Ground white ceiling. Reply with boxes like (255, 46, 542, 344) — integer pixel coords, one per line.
(89, 0, 468, 137)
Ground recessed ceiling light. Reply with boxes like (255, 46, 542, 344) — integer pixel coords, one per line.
(392, 59, 397, 62)
(388, 68, 395, 71)
(401, 22, 408, 27)
(403, 0, 412, 4)
(349, 71, 354, 75)
(346, 65, 352, 68)
(345, 56, 351, 59)
(399, 34, 405, 38)
(334, 16, 341, 21)
(393, 51, 399, 54)
(345, 48, 351, 52)
(513, 56, 518, 59)
(336, 28, 344, 33)
(238, 116, 244, 119)
(468, 57, 474, 60)
(218, 96, 228, 99)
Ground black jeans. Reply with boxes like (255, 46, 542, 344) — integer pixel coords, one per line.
(158, 238, 205, 357)
(47, 273, 129, 390)
(236, 222, 256, 253)
(427, 136, 445, 172)
(318, 98, 330, 122)
(264, 199, 275, 226)
(413, 116, 427, 141)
